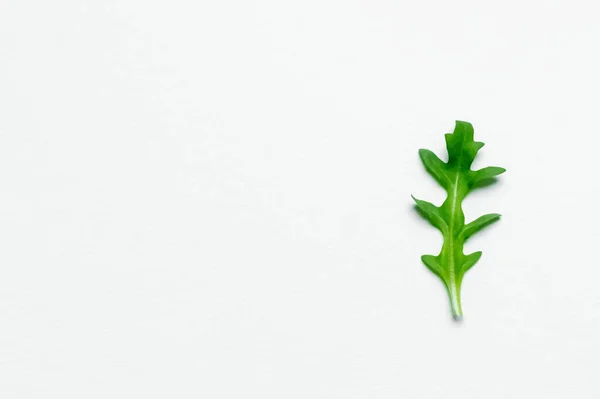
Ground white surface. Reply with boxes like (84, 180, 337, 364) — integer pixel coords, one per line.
(1, 0, 599, 397)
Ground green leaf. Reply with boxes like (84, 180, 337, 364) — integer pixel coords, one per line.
(470, 166, 506, 188)
(461, 251, 482, 273)
(444, 120, 484, 169)
(461, 213, 501, 240)
(418, 149, 450, 189)
(411, 195, 448, 234)
(412, 121, 505, 320)
(421, 255, 443, 277)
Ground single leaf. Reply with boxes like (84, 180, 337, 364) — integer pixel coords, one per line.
(461, 251, 482, 273)
(419, 149, 450, 189)
(421, 255, 443, 278)
(444, 121, 484, 169)
(411, 195, 448, 234)
(470, 166, 506, 188)
(461, 213, 501, 240)
(412, 120, 505, 320)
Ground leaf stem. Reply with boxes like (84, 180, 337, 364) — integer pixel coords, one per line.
(448, 281, 463, 321)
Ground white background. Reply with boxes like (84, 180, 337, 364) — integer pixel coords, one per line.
(1, 1, 599, 398)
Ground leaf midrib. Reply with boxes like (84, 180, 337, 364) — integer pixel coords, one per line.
(447, 131, 467, 287)
(447, 172, 460, 288)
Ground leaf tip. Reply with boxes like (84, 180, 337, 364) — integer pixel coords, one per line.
(454, 119, 472, 126)
(454, 120, 474, 132)
(417, 148, 431, 160)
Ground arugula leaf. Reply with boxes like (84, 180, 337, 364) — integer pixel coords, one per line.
(412, 121, 505, 320)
